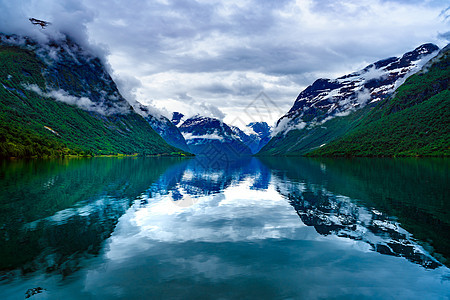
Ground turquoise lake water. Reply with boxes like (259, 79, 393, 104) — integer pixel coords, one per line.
(0, 157, 449, 299)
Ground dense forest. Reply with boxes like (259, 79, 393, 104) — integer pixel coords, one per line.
(0, 43, 187, 158)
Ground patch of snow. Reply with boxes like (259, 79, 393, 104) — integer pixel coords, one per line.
(242, 126, 257, 136)
(182, 132, 224, 141)
(392, 52, 437, 90)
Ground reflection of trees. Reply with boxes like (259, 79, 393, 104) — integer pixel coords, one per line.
(0, 157, 184, 276)
(0, 157, 272, 278)
(261, 157, 448, 268)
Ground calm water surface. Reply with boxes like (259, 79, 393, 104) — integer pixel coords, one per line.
(0, 157, 449, 299)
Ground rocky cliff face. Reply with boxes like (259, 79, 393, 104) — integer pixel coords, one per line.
(309, 43, 450, 157)
(178, 115, 252, 158)
(0, 33, 184, 156)
(259, 44, 439, 156)
(230, 122, 272, 154)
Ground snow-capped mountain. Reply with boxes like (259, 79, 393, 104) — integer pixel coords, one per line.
(172, 111, 270, 155)
(144, 115, 190, 153)
(247, 122, 272, 153)
(178, 115, 252, 158)
(259, 43, 440, 155)
(278, 43, 439, 133)
(230, 122, 272, 154)
(133, 106, 190, 152)
(309, 43, 450, 157)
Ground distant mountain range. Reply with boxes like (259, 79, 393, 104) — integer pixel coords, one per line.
(170, 112, 272, 157)
(177, 114, 252, 158)
(258, 43, 448, 157)
(130, 104, 190, 153)
(230, 122, 272, 154)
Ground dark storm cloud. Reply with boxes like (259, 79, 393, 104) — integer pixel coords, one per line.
(86, 0, 448, 77)
(196, 80, 263, 97)
(438, 31, 450, 41)
(0, 0, 106, 57)
(2, 0, 449, 125)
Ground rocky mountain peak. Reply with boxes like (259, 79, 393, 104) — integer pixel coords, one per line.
(275, 43, 439, 135)
(178, 115, 252, 158)
(171, 112, 185, 126)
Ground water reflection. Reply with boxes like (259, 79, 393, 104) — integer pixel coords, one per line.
(0, 157, 186, 278)
(0, 157, 449, 299)
(260, 157, 450, 267)
(145, 157, 272, 203)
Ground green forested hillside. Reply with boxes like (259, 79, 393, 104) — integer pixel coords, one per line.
(256, 103, 375, 156)
(0, 44, 185, 157)
(258, 44, 441, 157)
(309, 45, 450, 157)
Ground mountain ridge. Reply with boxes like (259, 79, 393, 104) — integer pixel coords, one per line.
(230, 122, 272, 154)
(258, 43, 441, 156)
(178, 115, 252, 158)
(308, 43, 450, 157)
(0, 33, 188, 157)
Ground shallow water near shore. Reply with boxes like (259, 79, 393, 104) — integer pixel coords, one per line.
(0, 156, 449, 299)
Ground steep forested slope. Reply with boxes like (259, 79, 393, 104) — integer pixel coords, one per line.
(0, 35, 185, 157)
(309, 45, 449, 157)
(258, 44, 440, 156)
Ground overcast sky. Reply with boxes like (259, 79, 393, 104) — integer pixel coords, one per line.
(1, 0, 449, 126)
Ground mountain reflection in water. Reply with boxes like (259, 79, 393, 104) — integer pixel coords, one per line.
(261, 157, 449, 268)
(0, 157, 448, 299)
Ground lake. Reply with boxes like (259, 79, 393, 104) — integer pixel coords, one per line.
(0, 156, 449, 299)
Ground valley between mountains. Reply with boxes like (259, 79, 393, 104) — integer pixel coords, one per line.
(0, 31, 448, 158)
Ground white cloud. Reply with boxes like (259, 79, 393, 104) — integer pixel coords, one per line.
(0, 0, 107, 60)
(24, 84, 128, 115)
(356, 88, 372, 105)
(271, 117, 306, 136)
(86, 0, 448, 124)
(2, 0, 449, 125)
(361, 66, 387, 82)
